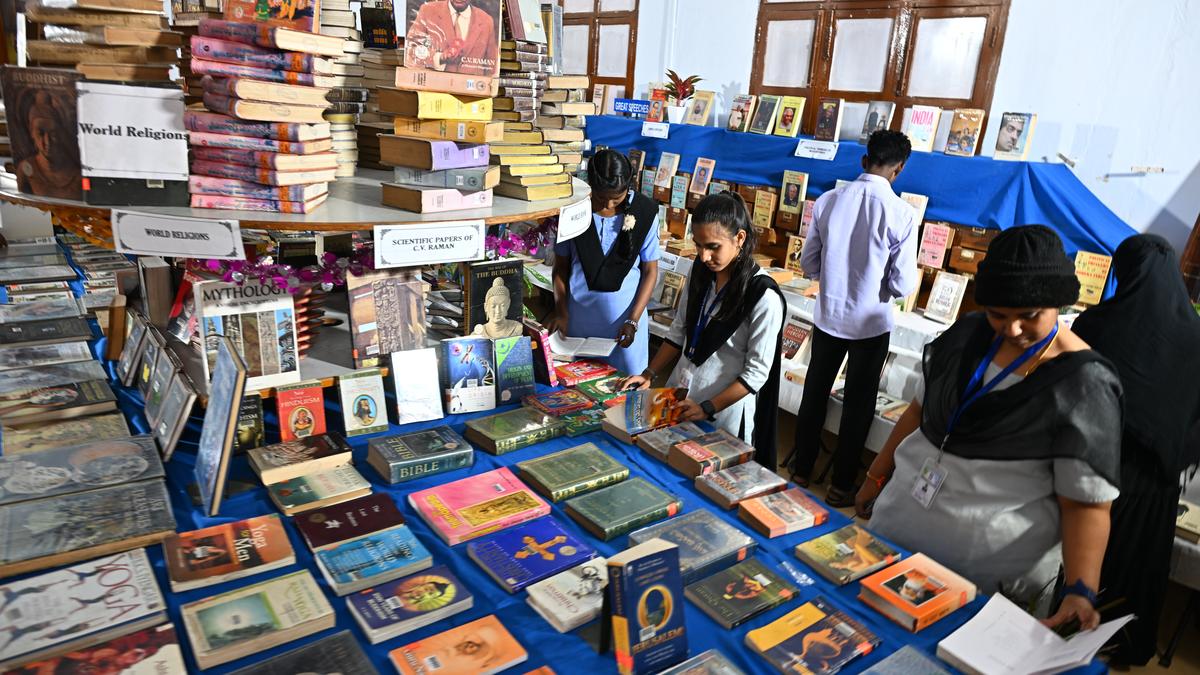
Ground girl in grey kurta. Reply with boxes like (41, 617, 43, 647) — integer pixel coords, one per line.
(623, 192, 786, 467)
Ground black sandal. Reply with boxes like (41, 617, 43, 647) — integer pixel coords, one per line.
(790, 473, 810, 488)
(824, 486, 856, 509)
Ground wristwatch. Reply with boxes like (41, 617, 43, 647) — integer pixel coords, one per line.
(700, 400, 717, 421)
(1059, 579, 1098, 606)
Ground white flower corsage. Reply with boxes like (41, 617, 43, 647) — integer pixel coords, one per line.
(622, 214, 636, 232)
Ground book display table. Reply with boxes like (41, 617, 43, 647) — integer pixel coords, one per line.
(84, 327, 1104, 674)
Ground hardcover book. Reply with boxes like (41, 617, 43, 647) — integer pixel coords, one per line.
(685, 558, 797, 628)
(635, 421, 707, 462)
(0, 66, 83, 200)
(607, 539, 688, 675)
(0, 379, 117, 425)
(695, 460, 787, 509)
(525, 556, 608, 633)
(523, 388, 594, 416)
(348, 565, 474, 644)
(338, 368, 388, 436)
(564, 477, 681, 541)
(657, 650, 745, 675)
(745, 596, 880, 673)
(153, 372, 197, 461)
(464, 406, 566, 454)
(246, 434, 353, 485)
(403, 0, 502, 77)
(184, 111, 332, 142)
(222, 0, 319, 32)
(227, 630, 377, 675)
(813, 97, 844, 142)
(738, 487, 829, 538)
(194, 337, 246, 517)
(463, 259, 524, 338)
(628, 509, 757, 584)
(0, 435, 163, 507)
(0, 317, 92, 347)
(0, 267, 79, 285)
(467, 517, 597, 592)
(553, 359, 618, 386)
(858, 553, 977, 632)
(1177, 499, 1200, 543)
(923, 270, 969, 324)
(275, 379, 327, 442)
(143, 347, 180, 427)
(0, 360, 103, 397)
(0, 298, 83, 323)
(576, 374, 628, 408)
(0, 481, 176, 578)
(407, 466, 551, 545)
(162, 514, 295, 592)
(563, 406, 607, 436)
(293, 492, 405, 551)
(667, 430, 754, 478)
(234, 392, 266, 453)
(194, 279, 299, 391)
(389, 615, 527, 675)
(347, 269, 427, 370)
(794, 524, 901, 585)
(517, 442, 629, 501)
(440, 336, 496, 413)
(495, 335, 535, 404)
(367, 426, 474, 484)
(1, 411, 130, 457)
(267, 464, 372, 515)
(391, 347, 445, 425)
(180, 571, 336, 670)
(0, 549, 166, 671)
(314, 524, 433, 595)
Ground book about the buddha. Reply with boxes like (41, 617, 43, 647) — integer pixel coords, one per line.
(0, 66, 83, 200)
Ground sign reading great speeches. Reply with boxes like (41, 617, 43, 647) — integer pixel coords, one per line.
(613, 98, 651, 116)
(373, 220, 486, 268)
(112, 210, 244, 259)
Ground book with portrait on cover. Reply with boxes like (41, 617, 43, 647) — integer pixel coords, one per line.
(0, 66, 83, 201)
(858, 553, 977, 632)
(275, 379, 327, 442)
(407, 466, 550, 545)
(338, 368, 389, 436)
(348, 564, 474, 644)
(162, 513, 295, 592)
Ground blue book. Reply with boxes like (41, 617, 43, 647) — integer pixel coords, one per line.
(439, 336, 496, 414)
(346, 564, 474, 643)
(494, 335, 535, 405)
(314, 525, 433, 595)
(607, 538, 688, 674)
(628, 510, 757, 584)
(466, 517, 597, 593)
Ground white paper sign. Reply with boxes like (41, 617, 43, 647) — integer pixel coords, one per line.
(374, 220, 486, 268)
(794, 139, 840, 161)
(642, 122, 670, 139)
(112, 210, 244, 259)
(556, 197, 591, 242)
(77, 82, 188, 180)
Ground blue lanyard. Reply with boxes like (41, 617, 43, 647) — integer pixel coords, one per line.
(686, 284, 726, 359)
(943, 323, 1059, 442)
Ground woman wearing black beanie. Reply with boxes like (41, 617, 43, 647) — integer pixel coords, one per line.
(855, 225, 1123, 630)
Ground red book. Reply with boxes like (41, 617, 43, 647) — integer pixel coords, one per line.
(522, 318, 558, 387)
(554, 359, 617, 386)
(293, 493, 405, 551)
(276, 379, 326, 442)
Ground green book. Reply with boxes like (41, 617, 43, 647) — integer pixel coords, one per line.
(574, 374, 627, 406)
(516, 442, 629, 501)
(684, 558, 798, 629)
(562, 407, 606, 437)
(564, 477, 681, 540)
(463, 407, 565, 454)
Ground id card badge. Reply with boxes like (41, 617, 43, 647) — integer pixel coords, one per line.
(676, 361, 695, 390)
(911, 457, 948, 509)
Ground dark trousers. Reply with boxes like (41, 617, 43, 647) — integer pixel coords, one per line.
(790, 326, 891, 491)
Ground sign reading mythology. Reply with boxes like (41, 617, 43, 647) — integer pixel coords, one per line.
(112, 211, 244, 259)
(374, 220, 487, 268)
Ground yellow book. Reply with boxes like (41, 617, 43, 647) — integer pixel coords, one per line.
(1074, 251, 1112, 305)
(376, 88, 493, 121)
(494, 181, 574, 201)
(753, 190, 777, 230)
(497, 130, 546, 144)
(774, 96, 806, 138)
(501, 163, 565, 177)
(499, 172, 570, 187)
(491, 154, 559, 166)
(489, 144, 553, 156)
(779, 170, 808, 214)
(390, 117, 504, 143)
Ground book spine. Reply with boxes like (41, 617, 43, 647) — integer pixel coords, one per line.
(191, 159, 277, 185)
(391, 166, 487, 190)
(393, 67, 494, 97)
(388, 451, 472, 483)
(190, 193, 315, 213)
(606, 504, 676, 540)
(197, 18, 260, 45)
(191, 146, 282, 169)
(191, 35, 312, 72)
(184, 111, 309, 142)
(190, 57, 316, 85)
(189, 175, 309, 201)
(608, 562, 634, 675)
(190, 131, 317, 154)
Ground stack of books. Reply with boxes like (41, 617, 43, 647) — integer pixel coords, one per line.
(186, 17, 344, 212)
(354, 48, 403, 169)
(319, 0, 366, 177)
(171, 1, 221, 105)
(539, 74, 591, 173)
(25, 0, 181, 83)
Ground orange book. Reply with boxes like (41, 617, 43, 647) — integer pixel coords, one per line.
(390, 615, 528, 674)
(858, 553, 977, 632)
(161, 514, 295, 592)
(738, 487, 829, 538)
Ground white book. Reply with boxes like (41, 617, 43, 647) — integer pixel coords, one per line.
(391, 348, 444, 424)
(525, 557, 607, 632)
(923, 271, 969, 325)
(548, 331, 616, 361)
(193, 279, 300, 391)
(338, 368, 388, 436)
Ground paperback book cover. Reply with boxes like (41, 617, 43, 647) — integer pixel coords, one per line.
(794, 524, 902, 585)
(222, 0, 319, 32)
(0, 66, 83, 200)
(464, 406, 565, 454)
(226, 630, 377, 675)
(247, 434, 352, 486)
(1, 411, 130, 457)
(195, 280, 299, 391)
(516, 441, 629, 501)
(338, 368, 388, 436)
(0, 379, 116, 425)
(403, 0, 503, 77)
(162, 514, 295, 592)
(607, 539, 688, 675)
(738, 487, 829, 538)
(525, 556, 608, 633)
(407, 466, 550, 545)
(576, 374, 628, 407)
(0, 298, 82, 323)
(389, 615, 527, 675)
(628, 509, 757, 584)
(863, 645, 950, 674)
(267, 464, 372, 515)
(685, 558, 798, 628)
(554, 359, 616, 386)
(695, 460, 787, 509)
(744, 596, 880, 673)
(4, 623, 185, 674)
(635, 422, 707, 462)
(294, 492, 405, 552)
(623, 387, 688, 436)
(656, 650, 744, 675)
(495, 335, 535, 404)
(153, 373, 197, 461)
(563, 407, 607, 437)
(440, 337, 496, 413)
(367, 426, 474, 484)
(858, 553, 977, 632)
(314, 524, 433, 595)
(348, 565, 474, 644)
(0, 435, 163, 507)
(668, 430, 754, 478)
(0, 549, 166, 671)
(346, 269, 426, 369)
(391, 348, 445, 424)
(234, 392, 266, 453)
(564, 477, 681, 541)
(523, 388, 594, 416)
(467, 517, 597, 592)
(275, 379, 327, 442)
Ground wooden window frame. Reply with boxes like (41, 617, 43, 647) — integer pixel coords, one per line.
(750, 0, 1010, 135)
(563, 0, 639, 94)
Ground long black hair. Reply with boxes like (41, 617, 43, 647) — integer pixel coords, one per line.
(687, 191, 759, 323)
(588, 148, 639, 257)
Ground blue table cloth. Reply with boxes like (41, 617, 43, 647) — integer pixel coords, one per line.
(585, 115, 1137, 298)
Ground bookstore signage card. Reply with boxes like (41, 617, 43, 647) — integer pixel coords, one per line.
(374, 220, 486, 267)
(557, 197, 591, 242)
(113, 211, 245, 260)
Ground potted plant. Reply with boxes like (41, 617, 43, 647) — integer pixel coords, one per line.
(664, 69, 701, 124)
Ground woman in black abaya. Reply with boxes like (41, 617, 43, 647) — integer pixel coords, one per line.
(1072, 234, 1200, 666)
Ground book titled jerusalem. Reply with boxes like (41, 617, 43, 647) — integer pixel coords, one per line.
(745, 596, 880, 673)
(467, 517, 597, 593)
(246, 433, 352, 485)
(464, 406, 566, 454)
(695, 460, 787, 509)
(228, 630, 377, 675)
(194, 279, 299, 391)
(608, 539, 688, 675)
(0, 549, 167, 671)
(685, 558, 798, 629)
(348, 564, 474, 644)
(162, 513, 295, 592)
(738, 487, 829, 538)
(314, 524, 433, 595)
(564, 477, 682, 541)
(181, 570, 336, 670)
(407, 467, 550, 545)
(794, 524, 901, 585)
(516, 442, 629, 502)
(628, 509, 757, 584)
(0, 435, 163, 507)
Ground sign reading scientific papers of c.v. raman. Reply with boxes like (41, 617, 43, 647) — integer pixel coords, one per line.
(112, 210, 245, 260)
(374, 220, 486, 268)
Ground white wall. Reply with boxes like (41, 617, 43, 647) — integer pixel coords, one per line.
(631, 0, 1200, 249)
